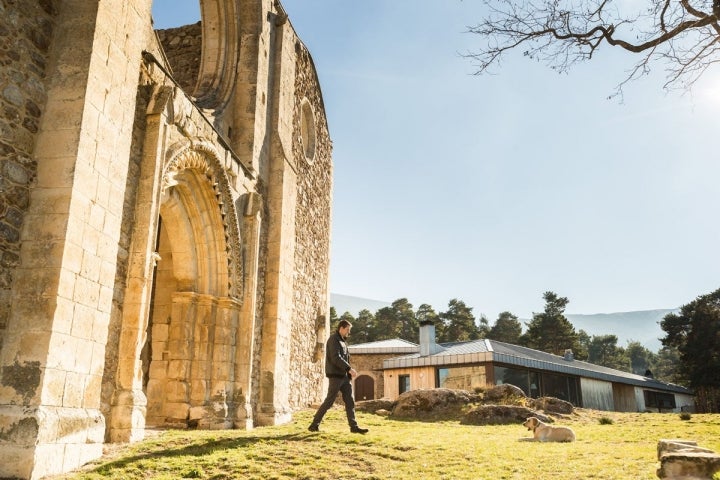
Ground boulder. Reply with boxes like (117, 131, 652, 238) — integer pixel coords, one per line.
(461, 405, 550, 426)
(528, 396, 575, 415)
(391, 388, 481, 421)
(483, 384, 526, 404)
(355, 399, 395, 414)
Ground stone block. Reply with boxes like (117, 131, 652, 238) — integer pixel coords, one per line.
(212, 361, 231, 382)
(70, 303, 95, 341)
(72, 275, 100, 308)
(83, 374, 103, 409)
(190, 379, 208, 403)
(72, 338, 94, 374)
(37, 368, 65, 407)
(90, 341, 106, 376)
(90, 314, 110, 344)
(17, 330, 53, 364)
(30, 443, 66, 480)
(62, 372, 85, 408)
(163, 402, 189, 423)
(0, 445, 34, 479)
(166, 379, 189, 402)
(657, 439, 720, 479)
(80, 250, 101, 282)
(152, 323, 169, 341)
(167, 359, 189, 379)
(148, 359, 168, 378)
(54, 296, 75, 334)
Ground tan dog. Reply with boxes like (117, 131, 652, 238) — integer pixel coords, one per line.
(523, 416, 575, 442)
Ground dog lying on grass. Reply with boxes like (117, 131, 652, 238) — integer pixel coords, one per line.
(523, 416, 576, 442)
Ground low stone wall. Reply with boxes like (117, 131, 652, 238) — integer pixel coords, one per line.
(657, 439, 720, 479)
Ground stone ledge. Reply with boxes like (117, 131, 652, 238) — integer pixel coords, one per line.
(657, 439, 720, 479)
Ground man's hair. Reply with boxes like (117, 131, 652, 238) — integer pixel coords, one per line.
(337, 319, 352, 330)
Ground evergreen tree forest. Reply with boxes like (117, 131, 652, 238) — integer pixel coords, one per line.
(329, 289, 710, 388)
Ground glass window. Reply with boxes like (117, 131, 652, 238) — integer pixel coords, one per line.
(644, 390, 676, 410)
(435, 366, 486, 391)
(540, 372, 580, 405)
(399, 374, 410, 395)
(494, 366, 530, 394)
(437, 368, 449, 388)
(493, 365, 578, 403)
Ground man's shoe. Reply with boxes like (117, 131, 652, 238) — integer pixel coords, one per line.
(350, 426, 368, 434)
(308, 424, 319, 432)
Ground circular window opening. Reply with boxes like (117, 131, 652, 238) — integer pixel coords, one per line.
(300, 98, 316, 162)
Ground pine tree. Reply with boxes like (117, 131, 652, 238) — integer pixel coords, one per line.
(487, 311, 522, 343)
(521, 291, 581, 356)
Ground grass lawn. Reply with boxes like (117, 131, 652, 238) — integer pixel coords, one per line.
(50, 409, 720, 480)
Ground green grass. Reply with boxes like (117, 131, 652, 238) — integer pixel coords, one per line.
(50, 409, 720, 480)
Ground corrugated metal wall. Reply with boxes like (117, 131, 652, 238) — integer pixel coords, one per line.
(581, 378, 614, 411)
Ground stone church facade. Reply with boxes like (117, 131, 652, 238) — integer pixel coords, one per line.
(0, 1, 332, 478)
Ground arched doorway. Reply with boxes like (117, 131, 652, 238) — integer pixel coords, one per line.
(355, 375, 375, 401)
(142, 155, 241, 430)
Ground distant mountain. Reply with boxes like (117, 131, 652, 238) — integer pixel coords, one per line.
(565, 309, 678, 352)
(330, 293, 390, 316)
(330, 293, 677, 352)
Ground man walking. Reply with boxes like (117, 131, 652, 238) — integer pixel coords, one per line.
(308, 319, 369, 434)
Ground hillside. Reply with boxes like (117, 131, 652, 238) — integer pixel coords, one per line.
(330, 293, 391, 316)
(330, 293, 677, 352)
(565, 309, 678, 352)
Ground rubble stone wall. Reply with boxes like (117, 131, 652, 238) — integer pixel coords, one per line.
(0, 0, 58, 353)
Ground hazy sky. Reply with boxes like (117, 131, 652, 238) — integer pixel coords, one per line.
(152, 1, 720, 321)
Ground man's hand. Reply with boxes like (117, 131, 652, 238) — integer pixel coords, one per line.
(349, 368, 358, 379)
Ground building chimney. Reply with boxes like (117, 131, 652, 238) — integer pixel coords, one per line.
(419, 320, 442, 356)
(563, 349, 574, 361)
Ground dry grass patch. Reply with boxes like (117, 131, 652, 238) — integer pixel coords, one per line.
(49, 409, 720, 480)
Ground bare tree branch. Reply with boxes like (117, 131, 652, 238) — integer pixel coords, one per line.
(466, 0, 720, 96)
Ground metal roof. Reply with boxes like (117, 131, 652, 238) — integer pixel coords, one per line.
(348, 338, 419, 354)
(365, 337, 691, 395)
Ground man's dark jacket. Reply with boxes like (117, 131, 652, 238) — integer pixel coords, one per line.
(325, 331, 351, 378)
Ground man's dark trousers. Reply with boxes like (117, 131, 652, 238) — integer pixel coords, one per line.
(311, 376, 358, 428)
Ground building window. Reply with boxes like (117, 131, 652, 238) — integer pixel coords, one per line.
(644, 390, 676, 410)
(493, 365, 579, 405)
(300, 98, 316, 162)
(436, 366, 486, 391)
(399, 375, 410, 395)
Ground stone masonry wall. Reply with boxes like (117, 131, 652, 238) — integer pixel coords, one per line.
(289, 45, 333, 408)
(351, 354, 389, 400)
(155, 23, 202, 95)
(0, 0, 58, 352)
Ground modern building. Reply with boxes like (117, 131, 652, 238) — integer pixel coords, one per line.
(350, 322, 693, 413)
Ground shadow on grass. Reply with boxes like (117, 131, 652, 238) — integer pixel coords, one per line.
(87, 431, 318, 474)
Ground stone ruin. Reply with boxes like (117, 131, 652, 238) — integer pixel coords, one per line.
(0, 1, 333, 478)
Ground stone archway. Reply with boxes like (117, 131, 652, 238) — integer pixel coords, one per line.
(142, 147, 244, 430)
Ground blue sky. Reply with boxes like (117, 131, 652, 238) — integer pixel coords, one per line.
(152, 1, 720, 321)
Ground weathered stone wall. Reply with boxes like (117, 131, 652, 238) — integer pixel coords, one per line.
(350, 354, 389, 400)
(0, 1, 332, 477)
(155, 23, 202, 95)
(289, 45, 333, 408)
(0, 0, 58, 352)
